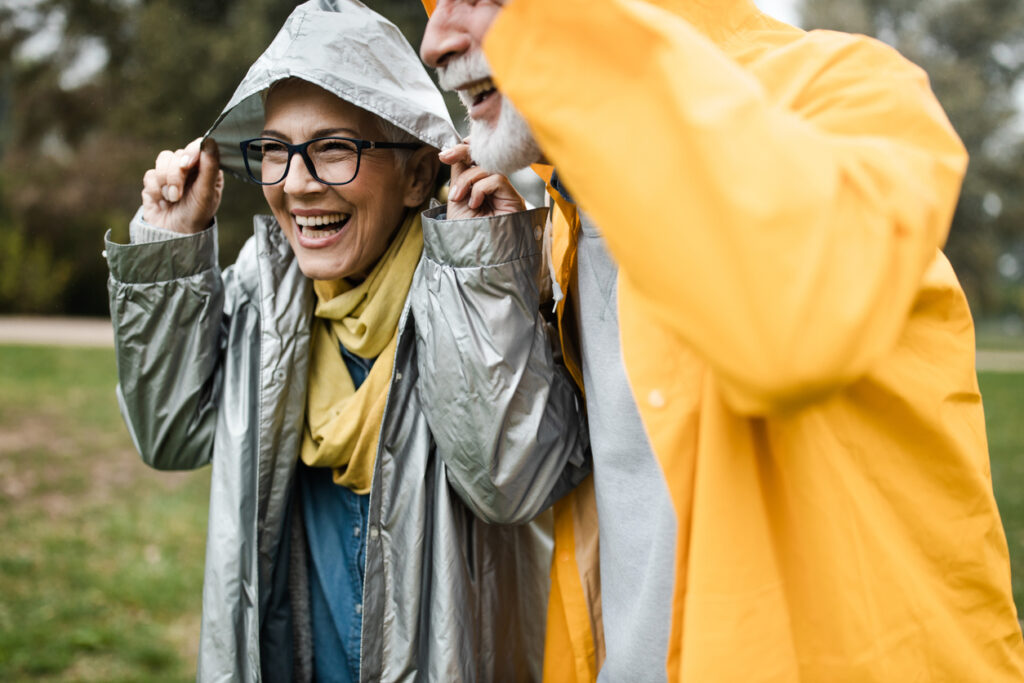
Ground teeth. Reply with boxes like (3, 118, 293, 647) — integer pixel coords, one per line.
(294, 213, 348, 227)
(302, 226, 342, 239)
(461, 78, 495, 100)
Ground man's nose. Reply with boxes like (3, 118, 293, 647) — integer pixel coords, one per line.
(420, 6, 471, 69)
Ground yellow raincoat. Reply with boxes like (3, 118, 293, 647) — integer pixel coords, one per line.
(425, 0, 1024, 680)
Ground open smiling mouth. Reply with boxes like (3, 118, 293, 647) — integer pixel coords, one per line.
(295, 212, 350, 238)
(462, 77, 497, 106)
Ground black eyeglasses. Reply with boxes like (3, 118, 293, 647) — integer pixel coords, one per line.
(239, 136, 421, 186)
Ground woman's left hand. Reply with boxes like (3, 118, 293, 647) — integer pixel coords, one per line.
(440, 141, 526, 220)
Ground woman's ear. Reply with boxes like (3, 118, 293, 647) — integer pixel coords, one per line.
(403, 146, 441, 207)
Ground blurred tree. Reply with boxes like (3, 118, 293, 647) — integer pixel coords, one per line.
(0, 0, 437, 316)
(799, 0, 1024, 320)
(0, 0, 302, 314)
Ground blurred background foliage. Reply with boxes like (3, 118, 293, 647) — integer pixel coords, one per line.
(0, 0, 433, 316)
(800, 0, 1024, 335)
(0, 0, 1022, 330)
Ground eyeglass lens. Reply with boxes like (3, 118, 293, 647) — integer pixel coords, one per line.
(244, 138, 361, 185)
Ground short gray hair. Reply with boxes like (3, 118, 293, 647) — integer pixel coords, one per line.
(369, 116, 423, 172)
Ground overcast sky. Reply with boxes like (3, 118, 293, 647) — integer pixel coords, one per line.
(755, 0, 801, 26)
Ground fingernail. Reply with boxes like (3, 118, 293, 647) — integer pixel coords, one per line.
(179, 155, 192, 168)
(450, 184, 461, 200)
(166, 185, 180, 202)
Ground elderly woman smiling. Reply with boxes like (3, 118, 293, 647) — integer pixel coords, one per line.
(104, 2, 588, 682)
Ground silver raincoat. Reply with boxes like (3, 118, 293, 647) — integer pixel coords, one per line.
(104, 2, 589, 681)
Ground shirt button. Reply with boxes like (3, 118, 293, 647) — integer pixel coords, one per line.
(395, 372, 402, 382)
(355, 603, 362, 615)
(648, 389, 666, 408)
(369, 525, 379, 540)
(353, 526, 361, 538)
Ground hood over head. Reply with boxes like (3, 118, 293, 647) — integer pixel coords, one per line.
(208, 0, 459, 180)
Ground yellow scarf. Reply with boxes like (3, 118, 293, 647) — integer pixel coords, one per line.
(300, 210, 423, 493)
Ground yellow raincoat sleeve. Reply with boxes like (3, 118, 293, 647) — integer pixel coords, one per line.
(484, 0, 968, 416)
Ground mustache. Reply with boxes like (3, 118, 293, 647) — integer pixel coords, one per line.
(436, 50, 491, 92)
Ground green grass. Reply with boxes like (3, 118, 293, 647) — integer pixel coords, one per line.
(981, 371, 1024, 613)
(0, 346, 1021, 681)
(0, 345, 209, 682)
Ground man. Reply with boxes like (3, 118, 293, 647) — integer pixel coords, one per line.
(417, 0, 1024, 681)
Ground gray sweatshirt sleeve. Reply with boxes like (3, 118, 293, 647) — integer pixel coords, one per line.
(411, 205, 590, 525)
(105, 207, 226, 470)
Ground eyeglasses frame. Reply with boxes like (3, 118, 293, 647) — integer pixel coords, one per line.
(238, 135, 422, 186)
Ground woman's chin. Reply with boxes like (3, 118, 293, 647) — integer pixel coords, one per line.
(297, 255, 355, 282)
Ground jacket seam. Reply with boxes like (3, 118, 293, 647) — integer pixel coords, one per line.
(108, 267, 219, 287)
(420, 252, 539, 270)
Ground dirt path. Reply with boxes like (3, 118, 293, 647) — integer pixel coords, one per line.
(976, 350, 1024, 373)
(0, 315, 113, 348)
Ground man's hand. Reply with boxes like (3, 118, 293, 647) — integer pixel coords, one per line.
(141, 137, 224, 234)
(440, 141, 526, 219)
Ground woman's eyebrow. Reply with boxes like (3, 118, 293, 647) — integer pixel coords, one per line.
(259, 127, 361, 139)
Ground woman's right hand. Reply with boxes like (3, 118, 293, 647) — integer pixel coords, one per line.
(141, 137, 224, 234)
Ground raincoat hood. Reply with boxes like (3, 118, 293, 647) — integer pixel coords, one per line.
(210, 0, 458, 180)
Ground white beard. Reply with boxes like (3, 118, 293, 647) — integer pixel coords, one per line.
(437, 51, 543, 175)
(468, 95, 544, 175)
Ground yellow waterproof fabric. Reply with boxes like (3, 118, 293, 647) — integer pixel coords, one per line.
(301, 211, 422, 493)
(484, 0, 1024, 681)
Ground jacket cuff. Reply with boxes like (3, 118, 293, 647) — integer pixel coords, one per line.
(105, 207, 219, 283)
(421, 205, 548, 267)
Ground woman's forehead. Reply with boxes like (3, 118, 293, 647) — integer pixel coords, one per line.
(263, 79, 376, 133)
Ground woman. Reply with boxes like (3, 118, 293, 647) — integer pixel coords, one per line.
(104, 2, 589, 681)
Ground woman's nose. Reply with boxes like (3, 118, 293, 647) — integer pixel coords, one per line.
(282, 154, 323, 195)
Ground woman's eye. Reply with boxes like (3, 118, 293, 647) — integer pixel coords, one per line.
(319, 140, 358, 154)
(258, 141, 288, 159)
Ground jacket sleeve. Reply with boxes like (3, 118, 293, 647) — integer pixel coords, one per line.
(411, 205, 590, 525)
(105, 208, 229, 470)
(485, 1, 969, 415)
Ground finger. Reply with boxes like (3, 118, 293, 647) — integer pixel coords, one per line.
(178, 137, 204, 171)
(141, 188, 160, 221)
(445, 146, 476, 195)
(450, 165, 492, 203)
(438, 142, 473, 166)
(163, 147, 196, 203)
(154, 150, 175, 185)
(193, 139, 222, 195)
(154, 149, 186, 202)
(141, 169, 167, 225)
(468, 174, 510, 210)
(190, 140, 224, 220)
(142, 168, 163, 199)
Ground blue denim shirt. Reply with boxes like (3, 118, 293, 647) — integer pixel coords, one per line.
(298, 342, 375, 682)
